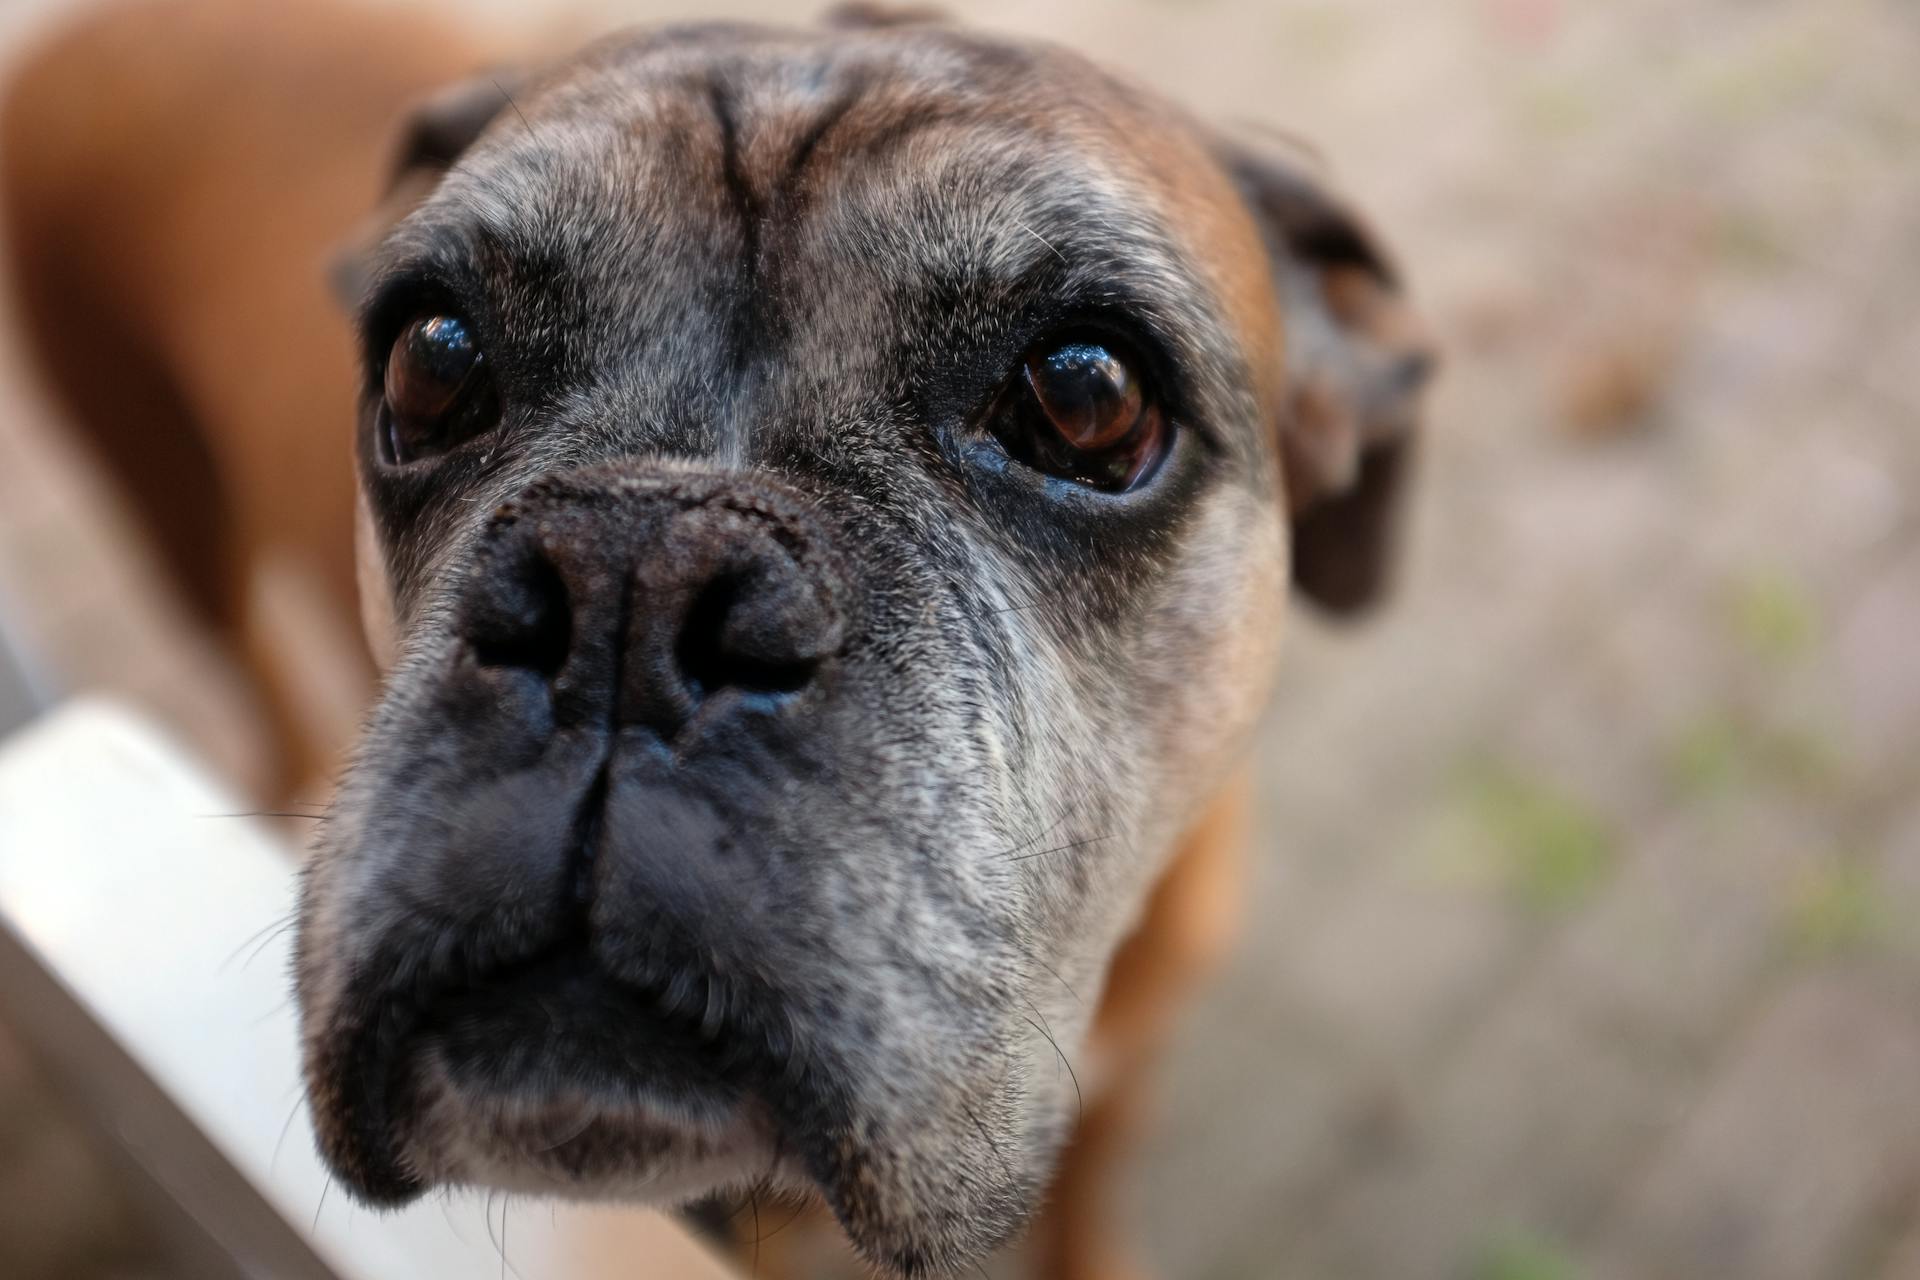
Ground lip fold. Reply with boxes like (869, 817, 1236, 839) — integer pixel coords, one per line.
(307, 938, 780, 1208)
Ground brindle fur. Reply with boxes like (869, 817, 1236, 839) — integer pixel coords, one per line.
(4, 7, 1429, 1276)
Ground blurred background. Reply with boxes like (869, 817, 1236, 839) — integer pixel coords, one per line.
(1, 0, 1916, 1277)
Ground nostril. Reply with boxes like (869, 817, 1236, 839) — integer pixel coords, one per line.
(676, 571, 822, 701)
(468, 549, 572, 678)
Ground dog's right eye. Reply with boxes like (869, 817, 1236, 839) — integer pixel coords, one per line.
(989, 335, 1170, 492)
(381, 314, 500, 464)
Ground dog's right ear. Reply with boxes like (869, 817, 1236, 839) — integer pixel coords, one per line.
(1221, 138, 1436, 616)
(330, 72, 526, 306)
(386, 73, 528, 182)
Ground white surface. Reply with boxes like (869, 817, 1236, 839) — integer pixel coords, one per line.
(0, 699, 733, 1279)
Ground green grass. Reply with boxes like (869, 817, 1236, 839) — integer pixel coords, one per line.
(1472, 1227, 1584, 1280)
(1667, 712, 1745, 798)
(1666, 712, 1843, 802)
(1787, 860, 1894, 959)
(1728, 571, 1818, 664)
(1456, 764, 1616, 913)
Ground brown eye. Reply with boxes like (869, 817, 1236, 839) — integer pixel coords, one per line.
(999, 338, 1169, 491)
(381, 314, 497, 463)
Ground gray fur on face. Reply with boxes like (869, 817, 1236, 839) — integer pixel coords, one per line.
(295, 16, 1424, 1277)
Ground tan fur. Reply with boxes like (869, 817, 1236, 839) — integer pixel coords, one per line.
(1, 0, 504, 786)
(1037, 775, 1250, 1279)
(1130, 133, 1290, 424)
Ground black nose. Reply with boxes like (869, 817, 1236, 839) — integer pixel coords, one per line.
(460, 470, 846, 739)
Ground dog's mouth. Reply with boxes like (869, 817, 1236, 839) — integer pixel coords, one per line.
(307, 923, 814, 1212)
(400, 948, 785, 1190)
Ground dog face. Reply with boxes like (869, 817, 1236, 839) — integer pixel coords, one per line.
(297, 15, 1428, 1275)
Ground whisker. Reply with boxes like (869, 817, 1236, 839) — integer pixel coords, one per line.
(240, 922, 301, 973)
(749, 1181, 762, 1277)
(272, 1094, 306, 1173)
(524, 1111, 597, 1154)
(1028, 954, 1081, 1004)
(312, 1174, 334, 1233)
(958, 1101, 1016, 1193)
(439, 1191, 470, 1244)
(494, 78, 538, 141)
(485, 1190, 527, 1280)
(754, 1195, 808, 1248)
(1010, 213, 1066, 264)
(1021, 1003, 1083, 1126)
(220, 911, 297, 971)
(1007, 832, 1115, 863)
(502, 1195, 521, 1280)
(252, 996, 294, 1026)
(993, 801, 1082, 860)
(717, 1186, 757, 1226)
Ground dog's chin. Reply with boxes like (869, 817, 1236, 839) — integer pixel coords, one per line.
(318, 951, 792, 1202)
(395, 1044, 790, 1208)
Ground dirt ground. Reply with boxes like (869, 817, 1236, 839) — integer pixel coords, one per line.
(2, 0, 1917, 1277)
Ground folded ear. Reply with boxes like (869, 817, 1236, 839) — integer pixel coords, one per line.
(1223, 140, 1436, 615)
(329, 71, 527, 306)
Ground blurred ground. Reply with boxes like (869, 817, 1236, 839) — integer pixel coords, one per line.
(2, 0, 1917, 1277)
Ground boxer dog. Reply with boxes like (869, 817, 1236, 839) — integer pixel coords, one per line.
(1, 3, 1431, 1274)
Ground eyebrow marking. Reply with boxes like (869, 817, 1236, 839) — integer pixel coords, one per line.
(779, 71, 869, 197)
(706, 72, 772, 373)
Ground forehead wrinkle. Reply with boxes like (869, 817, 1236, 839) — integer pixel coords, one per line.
(385, 27, 1262, 483)
(777, 126, 1235, 385)
(467, 29, 1239, 325)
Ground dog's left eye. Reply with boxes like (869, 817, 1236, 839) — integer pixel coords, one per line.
(381, 314, 500, 464)
(993, 336, 1169, 491)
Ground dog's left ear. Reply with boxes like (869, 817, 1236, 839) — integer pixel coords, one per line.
(1223, 140, 1436, 615)
(330, 72, 528, 306)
